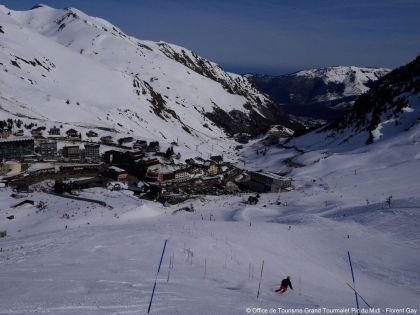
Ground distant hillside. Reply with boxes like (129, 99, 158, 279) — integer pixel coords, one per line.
(325, 55, 420, 145)
(292, 55, 419, 150)
(247, 66, 390, 121)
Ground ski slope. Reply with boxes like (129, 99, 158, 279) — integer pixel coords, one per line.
(1, 125, 419, 314)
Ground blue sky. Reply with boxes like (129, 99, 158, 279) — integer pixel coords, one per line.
(2, 0, 419, 74)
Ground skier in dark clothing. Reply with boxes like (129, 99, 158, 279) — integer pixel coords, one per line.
(275, 276, 293, 294)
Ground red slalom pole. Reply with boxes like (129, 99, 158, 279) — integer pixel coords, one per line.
(257, 259, 265, 298)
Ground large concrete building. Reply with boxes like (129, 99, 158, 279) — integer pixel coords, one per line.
(63, 146, 80, 159)
(249, 171, 292, 193)
(84, 143, 100, 162)
(0, 137, 34, 159)
(38, 141, 57, 157)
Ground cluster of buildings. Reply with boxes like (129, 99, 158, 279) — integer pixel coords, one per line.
(0, 125, 149, 162)
(0, 136, 101, 163)
(0, 126, 136, 162)
(0, 125, 293, 199)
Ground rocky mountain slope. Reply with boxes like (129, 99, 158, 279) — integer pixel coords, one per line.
(247, 66, 390, 121)
(324, 55, 420, 144)
(0, 4, 298, 157)
(293, 55, 419, 150)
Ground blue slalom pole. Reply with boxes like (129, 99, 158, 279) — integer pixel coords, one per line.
(347, 251, 360, 314)
(148, 239, 168, 314)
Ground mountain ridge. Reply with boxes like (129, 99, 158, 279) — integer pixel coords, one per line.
(290, 55, 419, 151)
(0, 4, 299, 158)
(247, 66, 390, 121)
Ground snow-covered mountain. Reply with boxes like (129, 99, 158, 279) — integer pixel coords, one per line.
(313, 55, 420, 147)
(247, 66, 390, 121)
(241, 55, 419, 174)
(0, 4, 298, 157)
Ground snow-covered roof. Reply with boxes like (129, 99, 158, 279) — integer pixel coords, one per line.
(4, 160, 21, 165)
(251, 171, 287, 181)
(108, 166, 126, 173)
(27, 163, 55, 172)
(0, 136, 34, 143)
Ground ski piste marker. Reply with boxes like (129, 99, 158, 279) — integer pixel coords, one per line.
(347, 251, 360, 315)
(257, 259, 265, 298)
(147, 239, 168, 314)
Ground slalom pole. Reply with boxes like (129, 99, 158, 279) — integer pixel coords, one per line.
(347, 251, 360, 314)
(171, 252, 174, 269)
(166, 268, 171, 283)
(299, 275, 302, 296)
(256, 259, 265, 299)
(166, 255, 171, 283)
(204, 257, 207, 279)
(346, 282, 372, 308)
(147, 239, 168, 314)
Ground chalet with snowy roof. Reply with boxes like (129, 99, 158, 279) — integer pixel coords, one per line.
(66, 128, 79, 139)
(100, 135, 113, 145)
(0, 137, 34, 159)
(147, 141, 160, 152)
(31, 127, 44, 138)
(49, 126, 60, 135)
(133, 140, 147, 150)
(13, 130, 24, 137)
(118, 137, 134, 145)
(185, 158, 196, 165)
(86, 130, 98, 138)
(210, 155, 223, 163)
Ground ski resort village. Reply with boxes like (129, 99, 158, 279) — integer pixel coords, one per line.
(0, 123, 293, 203)
(0, 3, 419, 315)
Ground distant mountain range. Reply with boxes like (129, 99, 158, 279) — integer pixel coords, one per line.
(324, 55, 420, 145)
(247, 66, 390, 121)
(292, 55, 419, 149)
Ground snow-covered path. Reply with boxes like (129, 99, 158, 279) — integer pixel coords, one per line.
(1, 188, 419, 314)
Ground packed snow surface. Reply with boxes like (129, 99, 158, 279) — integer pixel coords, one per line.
(1, 123, 419, 314)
